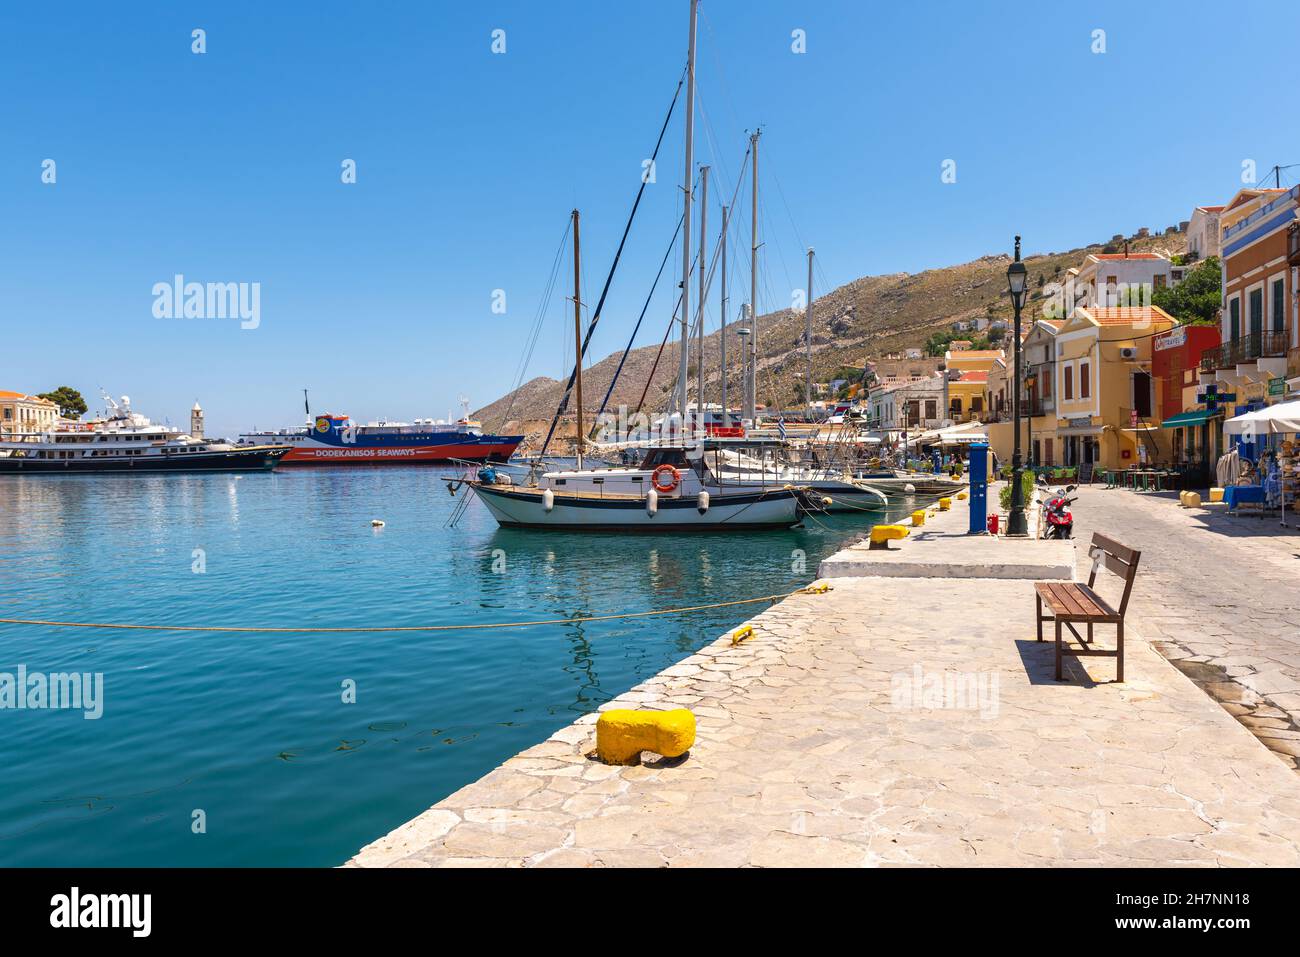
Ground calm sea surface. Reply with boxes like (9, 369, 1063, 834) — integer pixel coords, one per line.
(0, 465, 917, 866)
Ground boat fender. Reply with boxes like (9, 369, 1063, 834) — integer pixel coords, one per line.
(646, 487, 658, 516)
(904, 483, 916, 494)
(697, 490, 710, 514)
(820, 495, 833, 507)
(542, 488, 555, 513)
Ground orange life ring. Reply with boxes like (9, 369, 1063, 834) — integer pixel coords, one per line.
(651, 464, 681, 493)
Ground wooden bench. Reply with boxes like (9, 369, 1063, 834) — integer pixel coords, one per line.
(1034, 533, 1140, 683)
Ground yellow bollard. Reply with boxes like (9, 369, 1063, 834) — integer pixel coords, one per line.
(911, 509, 926, 526)
(596, 709, 696, 765)
(731, 624, 754, 646)
(1209, 487, 1224, 503)
(869, 525, 909, 549)
(938, 497, 952, 511)
(956, 491, 968, 501)
(1183, 491, 1202, 508)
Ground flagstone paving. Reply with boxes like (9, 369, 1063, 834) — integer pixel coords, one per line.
(349, 494, 1300, 867)
(1066, 486, 1300, 771)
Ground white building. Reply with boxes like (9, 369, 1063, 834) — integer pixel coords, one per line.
(1074, 251, 1180, 309)
(1186, 204, 1224, 261)
(868, 374, 946, 432)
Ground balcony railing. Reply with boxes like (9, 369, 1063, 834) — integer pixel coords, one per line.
(1199, 332, 1288, 372)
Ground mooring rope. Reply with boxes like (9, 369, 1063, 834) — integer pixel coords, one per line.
(0, 586, 830, 634)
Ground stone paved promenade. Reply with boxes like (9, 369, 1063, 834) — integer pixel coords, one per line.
(349, 491, 1300, 868)
(1067, 485, 1300, 770)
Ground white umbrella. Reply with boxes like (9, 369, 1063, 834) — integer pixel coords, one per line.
(1223, 399, 1300, 526)
(1223, 406, 1270, 436)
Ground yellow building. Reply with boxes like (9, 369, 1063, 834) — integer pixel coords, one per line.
(943, 348, 1003, 424)
(1051, 305, 1176, 472)
(0, 390, 59, 439)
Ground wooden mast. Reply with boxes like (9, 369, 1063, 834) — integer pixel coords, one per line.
(676, 0, 698, 428)
(571, 208, 584, 470)
(747, 129, 760, 421)
(806, 246, 814, 421)
(697, 164, 709, 427)
(720, 204, 729, 426)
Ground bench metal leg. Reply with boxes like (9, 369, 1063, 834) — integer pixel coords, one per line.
(1055, 619, 1063, 681)
(1086, 621, 1093, 645)
(1116, 619, 1124, 683)
(1036, 594, 1044, 642)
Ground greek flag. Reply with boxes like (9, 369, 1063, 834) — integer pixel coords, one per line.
(777, 418, 787, 440)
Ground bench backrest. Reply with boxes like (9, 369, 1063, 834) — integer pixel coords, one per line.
(1086, 532, 1141, 616)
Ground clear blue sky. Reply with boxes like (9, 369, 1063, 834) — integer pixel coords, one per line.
(3, 1, 1297, 437)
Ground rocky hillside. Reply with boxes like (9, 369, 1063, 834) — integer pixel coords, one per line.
(476, 227, 1187, 442)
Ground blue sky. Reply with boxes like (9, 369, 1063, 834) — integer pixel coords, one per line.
(3, 1, 1297, 437)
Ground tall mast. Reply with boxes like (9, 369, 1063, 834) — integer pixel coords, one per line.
(676, 0, 698, 426)
(571, 208, 584, 470)
(696, 164, 709, 426)
(719, 204, 729, 426)
(747, 129, 760, 420)
(805, 247, 814, 421)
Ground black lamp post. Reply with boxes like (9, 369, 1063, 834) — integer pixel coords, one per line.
(1006, 237, 1030, 537)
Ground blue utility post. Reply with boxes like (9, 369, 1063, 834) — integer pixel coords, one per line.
(967, 442, 988, 534)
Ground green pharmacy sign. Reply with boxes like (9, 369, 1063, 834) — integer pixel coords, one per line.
(1269, 377, 1285, 397)
(1197, 387, 1236, 412)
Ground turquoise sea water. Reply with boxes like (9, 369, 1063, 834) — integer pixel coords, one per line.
(0, 466, 915, 866)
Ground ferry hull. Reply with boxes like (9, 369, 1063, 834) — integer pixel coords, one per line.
(277, 441, 519, 465)
(470, 483, 802, 531)
(0, 448, 286, 474)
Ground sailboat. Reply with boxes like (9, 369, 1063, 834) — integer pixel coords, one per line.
(467, 221, 812, 532)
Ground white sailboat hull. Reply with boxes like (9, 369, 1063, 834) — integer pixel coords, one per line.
(469, 483, 801, 531)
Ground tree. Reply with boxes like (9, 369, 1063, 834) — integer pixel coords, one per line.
(37, 385, 87, 418)
(1152, 257, 1221, 326)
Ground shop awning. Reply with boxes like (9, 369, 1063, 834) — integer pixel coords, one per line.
(1160, 410, 1217, 429)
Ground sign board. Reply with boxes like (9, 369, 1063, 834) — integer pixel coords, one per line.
(1154, 326, 1187, 351)
(1067, 416, 1092, 429)
(1198, 387, 1236, 412)
(1130, 410, 1139, 427)
(1269, 377, 1285, 397)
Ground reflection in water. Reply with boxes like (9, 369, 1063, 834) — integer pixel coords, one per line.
(0, 468, 923, 866)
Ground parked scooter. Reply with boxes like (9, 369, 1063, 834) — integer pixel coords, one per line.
(1040, 478, 1078, 539)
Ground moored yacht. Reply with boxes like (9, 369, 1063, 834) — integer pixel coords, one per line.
(711, 444, 889, 513)
(0, 395, 286, 474)
(468, 437, 810, 531)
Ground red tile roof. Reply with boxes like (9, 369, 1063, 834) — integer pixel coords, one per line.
(1196, 205, 1224, 213)
(1080, 306, 1176, 326)
(956, 371, 989, 382)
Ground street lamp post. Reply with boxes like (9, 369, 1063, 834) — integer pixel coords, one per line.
(1006, 236, 1030, 537)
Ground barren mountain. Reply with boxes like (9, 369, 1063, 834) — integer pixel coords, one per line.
(476, 227, 1187, 446)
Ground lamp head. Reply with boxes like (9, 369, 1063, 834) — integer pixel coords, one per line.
(1007, 236, 1029, 307)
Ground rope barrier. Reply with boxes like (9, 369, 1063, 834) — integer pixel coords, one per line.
(0, 586, 831, 635)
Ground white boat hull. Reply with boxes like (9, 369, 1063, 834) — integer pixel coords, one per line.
(470, 483, 801, 531)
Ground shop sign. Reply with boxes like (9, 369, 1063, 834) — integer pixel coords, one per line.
(1269, 377, 1285, 397)
(1154, 327, 1186, 351)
